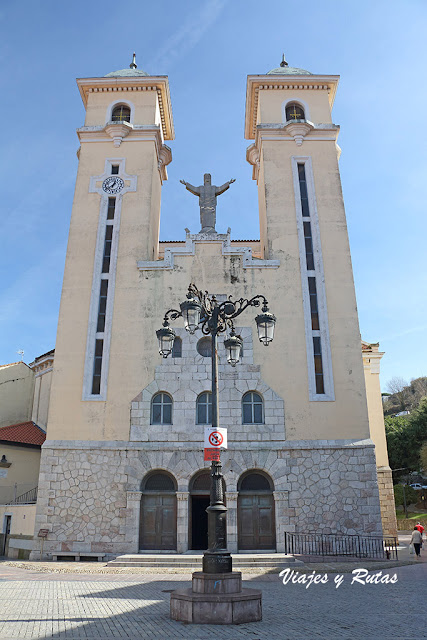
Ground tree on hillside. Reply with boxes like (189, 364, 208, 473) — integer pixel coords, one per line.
(409, 377, 427, 410)
(386, 376, 410, 412)
(421, 442, 427, 474)
(385, 397, 427, 474)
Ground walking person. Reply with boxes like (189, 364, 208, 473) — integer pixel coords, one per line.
(411, 526, 422, 558)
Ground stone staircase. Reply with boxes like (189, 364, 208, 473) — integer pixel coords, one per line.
(107, 552, 302, 569)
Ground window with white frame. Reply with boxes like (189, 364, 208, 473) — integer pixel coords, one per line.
(196, 392, 212, 425)
(242, 392, 264, 424)
(151, 393, 173, 425)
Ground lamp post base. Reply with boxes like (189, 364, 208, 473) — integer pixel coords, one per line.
(202, 550, 232, 574)
(170, 571, 262, 625)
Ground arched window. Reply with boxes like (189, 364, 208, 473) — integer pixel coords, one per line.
(196, 392, 212, 424)
(197, 337, 212, 358)
(242, 391, 264, 424)
(111, 104, 131, 123)
(238, 471, 273, 492)
(142, 471, 176, 492)
(285, 102, 305, 122)
(151, 392, 172, 424)
(172, 336, 182, 358)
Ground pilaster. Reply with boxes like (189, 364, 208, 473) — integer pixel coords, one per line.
(126, 491, 142, 552)
(176, 491, 189, 553)
(225, 491, 239, 552)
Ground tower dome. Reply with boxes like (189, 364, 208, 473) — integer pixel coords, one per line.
(267, 54, 312, 76)
(104, 53, 149, 78)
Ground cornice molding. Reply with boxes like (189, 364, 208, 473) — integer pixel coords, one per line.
(78, 125, 172, 182)
(137, 229, 280, 271)
(76, 76, 174, 141)
(245, 74, 339, 139)
(246, 123, 340, 182)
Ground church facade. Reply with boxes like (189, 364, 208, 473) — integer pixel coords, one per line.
(31, 57, 396, 559)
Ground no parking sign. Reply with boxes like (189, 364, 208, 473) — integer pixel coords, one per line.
(204, 427, 227, 461)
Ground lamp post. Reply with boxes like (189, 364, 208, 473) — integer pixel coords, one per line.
(157, 283, 276, 573)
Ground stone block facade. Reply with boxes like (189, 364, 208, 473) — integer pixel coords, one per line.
(31, 438, 383, 559)
(130, 327, 285, 443)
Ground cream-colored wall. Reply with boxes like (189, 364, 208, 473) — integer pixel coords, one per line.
(84, 90, 161, 130)
(47, 86, 165, 441)
(257, 88, 333, 125)
(47, 71, 371, 445)
(363, 352, 389, 467)
(0, 444, 41, 503)
(0, 363, 34, 428)
(0, 504, 36, 536)
(31, 369, 53, 430)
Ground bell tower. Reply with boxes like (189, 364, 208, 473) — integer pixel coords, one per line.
(47, 56, 174, 434)
(245, 56, 396, 536)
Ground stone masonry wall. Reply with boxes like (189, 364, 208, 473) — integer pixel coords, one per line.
(31, 439, 383, 558)
(130, 327, 285, 444)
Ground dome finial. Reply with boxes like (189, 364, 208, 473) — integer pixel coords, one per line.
(130, 53, 137, 69)
(280, 53, 288, 67)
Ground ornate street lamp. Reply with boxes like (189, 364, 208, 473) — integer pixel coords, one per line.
(156, 324, 176, 358)
(156, 283, 277, 575)
(224, 330, 243, 367)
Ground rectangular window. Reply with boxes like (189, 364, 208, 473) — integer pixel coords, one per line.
(96, 279, 109, 333)
(111, 165, 119, 175)
(107, 198, 116, 220)
(313, 336, 325, 394)
(308, 277, 320, 330)
(92, 339, 104, 395)
(303, 221, 315, 270)
(297, 163, 310, 217)
(102, 225, 113, 273)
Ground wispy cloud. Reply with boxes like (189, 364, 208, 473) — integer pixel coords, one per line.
(381, 325, 427, 342)
(151, 0, 228, 69)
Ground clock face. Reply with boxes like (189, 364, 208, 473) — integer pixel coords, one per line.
(102, 176, 124, 194)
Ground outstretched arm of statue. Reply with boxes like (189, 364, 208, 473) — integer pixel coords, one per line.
(180, 179, 200, 196)
(215, 178, 236, 195)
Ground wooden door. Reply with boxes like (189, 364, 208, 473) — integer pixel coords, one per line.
(238, 494, 275, 550)
(139, 494, 176, 550)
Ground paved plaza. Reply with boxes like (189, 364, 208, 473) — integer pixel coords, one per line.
(0, 558, 425, 640)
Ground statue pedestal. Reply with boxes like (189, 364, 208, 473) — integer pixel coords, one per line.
(170, 571, 262, 625)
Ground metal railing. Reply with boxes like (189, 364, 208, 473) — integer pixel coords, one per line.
(7, 486, 38, 505)
(284, 532, 398, 560)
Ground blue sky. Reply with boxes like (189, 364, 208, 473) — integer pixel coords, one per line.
(0, 0, 426, 390)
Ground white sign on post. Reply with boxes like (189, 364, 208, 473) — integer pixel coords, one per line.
(204, 427, 228, 449)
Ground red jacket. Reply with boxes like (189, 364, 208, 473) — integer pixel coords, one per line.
(415, 524, 425, 535)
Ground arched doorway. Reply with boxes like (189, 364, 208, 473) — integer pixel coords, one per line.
(189, 470, 226, 550)
(139, 471, 177, 550)
(238, 471, 276, 550)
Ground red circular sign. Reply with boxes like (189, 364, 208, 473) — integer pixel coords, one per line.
(208, 431, 223, 447)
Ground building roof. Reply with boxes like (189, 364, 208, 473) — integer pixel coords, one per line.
(105, 68, 149, 78)
(33, 348, 55, 362)
(0, 362, 22, 370)
(0, 421, 46, 446)
(267, 65, 312, 76)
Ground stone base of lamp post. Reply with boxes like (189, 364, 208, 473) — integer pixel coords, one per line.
(170, 571, 262, 624)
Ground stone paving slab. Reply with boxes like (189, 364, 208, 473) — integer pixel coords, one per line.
(0, 562, 426, 639)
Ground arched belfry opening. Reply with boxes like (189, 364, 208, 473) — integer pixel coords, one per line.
(139, 470, 177, 551)
(189, 470, 226, 550)
(237, 470, 276, 550)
